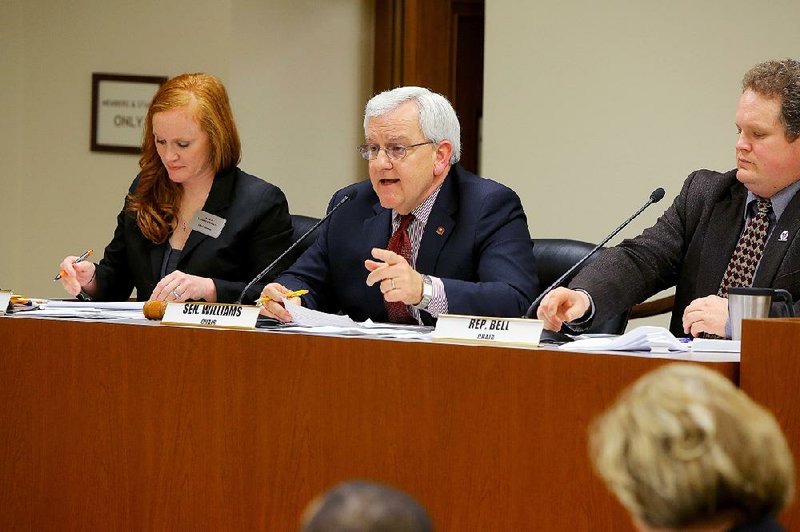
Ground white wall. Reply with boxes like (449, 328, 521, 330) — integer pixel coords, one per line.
(482, 0, 800, 328)
(0, 0, 373, 298)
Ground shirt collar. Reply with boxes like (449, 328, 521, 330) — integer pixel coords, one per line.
(745, 179, 800, 221)
(392, 183, 443, 226)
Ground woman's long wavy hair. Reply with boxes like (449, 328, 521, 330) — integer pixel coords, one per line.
(127, 73, 241, 244)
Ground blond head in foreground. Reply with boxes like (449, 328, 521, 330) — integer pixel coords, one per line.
(590, 364, 794, 531)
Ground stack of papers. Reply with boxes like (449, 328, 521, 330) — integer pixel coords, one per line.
(562, 326, 689, 352)
(278, 299, 433, 339)
(10, 300, 145, 320)
(561, 326, 741, 353)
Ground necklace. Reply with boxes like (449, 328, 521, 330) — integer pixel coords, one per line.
(176, 189, 210, 235)
(175, 217, 189, 233)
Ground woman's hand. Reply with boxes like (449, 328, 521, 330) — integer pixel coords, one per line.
(150, 271, 217, 302)
(57, 256, 97, 297)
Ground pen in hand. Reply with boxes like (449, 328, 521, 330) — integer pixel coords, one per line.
(255, 289, 308, 308)
(54, 249, 93, 281)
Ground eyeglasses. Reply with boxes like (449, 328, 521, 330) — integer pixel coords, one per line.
(357, 141, 434, 161)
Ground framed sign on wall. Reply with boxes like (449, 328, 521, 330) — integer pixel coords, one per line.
(90, 73, 167, 154)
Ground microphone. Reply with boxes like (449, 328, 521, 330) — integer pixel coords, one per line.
(524, 187, 665, 318)
(235, 189, 358, 304)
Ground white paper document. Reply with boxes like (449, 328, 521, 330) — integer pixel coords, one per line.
(561, 326, 690, 352)
(285, 300, 361, 327)
(282, 300, 432, 339)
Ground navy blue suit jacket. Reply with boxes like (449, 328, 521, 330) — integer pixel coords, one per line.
(93, 167, 293, 303)
(276, 165, 539, 324)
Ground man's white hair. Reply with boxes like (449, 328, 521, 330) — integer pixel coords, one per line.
(364, 86, 461, 164)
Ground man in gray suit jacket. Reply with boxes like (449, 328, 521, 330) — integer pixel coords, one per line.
(538, 58, 800, 338)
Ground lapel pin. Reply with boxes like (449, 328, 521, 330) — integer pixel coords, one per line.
(779, 230, 789, 242)
(436, 226, 445, 236)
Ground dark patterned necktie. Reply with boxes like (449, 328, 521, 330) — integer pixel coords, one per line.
(717, 198, 772, 297)
(385, 214, 416, 324)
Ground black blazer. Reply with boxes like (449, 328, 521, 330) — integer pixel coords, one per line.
(275, 165, 539, 324)
(571, 169, 800, 335)
(93, 167, 293, 303)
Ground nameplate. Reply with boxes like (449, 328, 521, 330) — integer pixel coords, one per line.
(432, 314, 543, 346)
(189, 211, 226, 238)
(0, 290, 11, 315)
(161, 302, 259, 330)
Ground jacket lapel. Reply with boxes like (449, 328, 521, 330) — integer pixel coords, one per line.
(754, 189, 800, 285)
(363, 204, 393, 320)
(178, 169, 235, 264)
(695, 185, 747, 296)
(416, 171, 456, 275)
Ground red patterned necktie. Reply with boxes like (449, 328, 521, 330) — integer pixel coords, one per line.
(717, 198, 772, 297)
(385, 213, 416, 324)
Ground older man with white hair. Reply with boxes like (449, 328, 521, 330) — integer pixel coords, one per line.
(260, 86, 538, 324)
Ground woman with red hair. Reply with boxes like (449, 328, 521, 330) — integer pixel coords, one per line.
(58, 73, 292, 303)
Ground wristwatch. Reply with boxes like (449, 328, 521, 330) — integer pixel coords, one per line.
(414, 275, 433, 310)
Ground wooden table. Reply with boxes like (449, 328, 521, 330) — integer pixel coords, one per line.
(740, 318, 800, 530)
(0, 317, 738, 531)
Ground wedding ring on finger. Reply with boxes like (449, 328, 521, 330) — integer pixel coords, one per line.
(391, 279, 396, 291)
(172, 289, 182, 299)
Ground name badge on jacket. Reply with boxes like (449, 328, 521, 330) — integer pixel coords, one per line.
(189, 211, 226, 238)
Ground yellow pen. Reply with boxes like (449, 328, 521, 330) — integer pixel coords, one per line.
(255, 289, 309, 307)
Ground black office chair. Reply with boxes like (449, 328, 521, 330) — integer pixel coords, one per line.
(532, 238, 629, 335)
(287, 214, 322, 265)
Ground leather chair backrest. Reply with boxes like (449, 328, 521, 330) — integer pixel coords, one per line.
(285, 214, 322, 267)
(532, 238, 629, 335)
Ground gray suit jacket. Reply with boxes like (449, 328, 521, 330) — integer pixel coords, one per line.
(570, 169, 800, 336)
